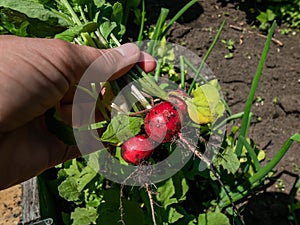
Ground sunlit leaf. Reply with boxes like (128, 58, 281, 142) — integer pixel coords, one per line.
(198, 211, 230, 225)
(58, 177, 81, 202)
(55, 22, 98, 41)
(156, 178, 177, 208)
(71, 207, 98, 225)
(101, 114, 144, 144)
(168, 207, 184, 223)
(187, 84, 225, 124)
(212, 146, 240, 175)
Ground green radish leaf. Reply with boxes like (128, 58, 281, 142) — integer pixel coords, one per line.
(55, 22, 98, 41)
(64, 159, 80, 177)
(93, 0, 106, 8)
(257, 12, 268, 23)
(0, 0, 69, 26)
(111, 2, 123, 24)
(0, 7, 66, 37)
(198, 211, 230, 225)
(101, 114, 144, 144)
(99, 20, 117, 39)
(58, 177, 82, 202)
(156, 178, 177, 208)
(172, 172, 189, 202)
(58, 159, 97, 202)
(266, 9, 276, 21)
(212, 146, 240, 175)
(187, 84, 225, 124)
(96, 198, 145, 225)
(76, 166, 97, 192)
(71, 207, 98, 225)
(168, 207, 184, 223)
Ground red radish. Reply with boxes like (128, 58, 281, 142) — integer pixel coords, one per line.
(167, 96, 187, 116)
(144, 101, 182, 143)
(121, 135, 154, 165)
(167, 89, 189, 116)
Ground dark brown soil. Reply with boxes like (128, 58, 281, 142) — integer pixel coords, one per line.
(144, 0, 300, 224)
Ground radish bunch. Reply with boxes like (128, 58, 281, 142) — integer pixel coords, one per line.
(121, 92, 188, 165)
(144, 101, 181, 143)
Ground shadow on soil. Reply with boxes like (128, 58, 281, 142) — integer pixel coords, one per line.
(242, 192, 300, 225)
(241, 170, 300, 225)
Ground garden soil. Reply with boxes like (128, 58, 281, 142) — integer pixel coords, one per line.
(0, 0, 299, 224)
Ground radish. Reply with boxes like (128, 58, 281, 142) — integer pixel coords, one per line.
(167, 96, 187, 116)
(121, 134, 154, 165)
(144, 101, 182, 143)
(167, 89, 189, 117)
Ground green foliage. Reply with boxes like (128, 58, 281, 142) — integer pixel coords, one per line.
(187, 84, 225, 124)
(100, 114, 144, 144)
(221, 39, 235, 59)
(71, 207, 98, 225)
(198, 211, 230, 225)
(3, 1, 300, 225)
(212, 146, 240, 175)
(255, 0, 300, 30)
(55, 21, 98, 41)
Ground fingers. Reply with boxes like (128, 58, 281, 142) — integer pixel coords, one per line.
(71, 43, 156, 84)
(61, 43, 156, 104)
(139, 52, 157, 73)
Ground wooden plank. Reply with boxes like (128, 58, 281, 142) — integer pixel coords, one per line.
(21, 177, 40, 224)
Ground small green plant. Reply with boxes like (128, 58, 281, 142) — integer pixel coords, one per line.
(255, 0, 300, 31)
(272, 96, 279, 105)
(221, 39, 235, 59)
(256, 96, 264, 105)
(275, 178, 286, 191)
(256, 9, 277, 30)
(280, 28, 292, 35)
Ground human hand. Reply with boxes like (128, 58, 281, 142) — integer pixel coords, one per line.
(0, 35, 155, 189)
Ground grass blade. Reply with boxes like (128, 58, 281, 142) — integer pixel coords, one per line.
(248, 133, 300, 184)
(180, 55, 186, 89)
(212, 112, 245, 131)
(239, 136, 262, 172)
(147, 8, 169, 55)
(137, 0, 145, 42)
(219, 133, 300, 209)
(235, 21, 277, 156)
(188, 20, 226, 95)
(154, 59, 163, 82)
(161, 0, 198, 38)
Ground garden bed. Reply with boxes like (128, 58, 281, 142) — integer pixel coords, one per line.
(0, 0, 299, 224)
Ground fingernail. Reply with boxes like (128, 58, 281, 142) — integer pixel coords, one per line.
(116, 43, 140, 57)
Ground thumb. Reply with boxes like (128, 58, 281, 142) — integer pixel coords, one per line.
(71, 43, 141, 84)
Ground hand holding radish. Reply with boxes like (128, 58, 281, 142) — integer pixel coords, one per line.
(0, 35, 155, 190)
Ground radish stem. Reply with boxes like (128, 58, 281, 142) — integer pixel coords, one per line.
(145, 183, 157, 225)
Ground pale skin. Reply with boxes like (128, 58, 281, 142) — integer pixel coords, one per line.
(0, 35, 156, 190)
